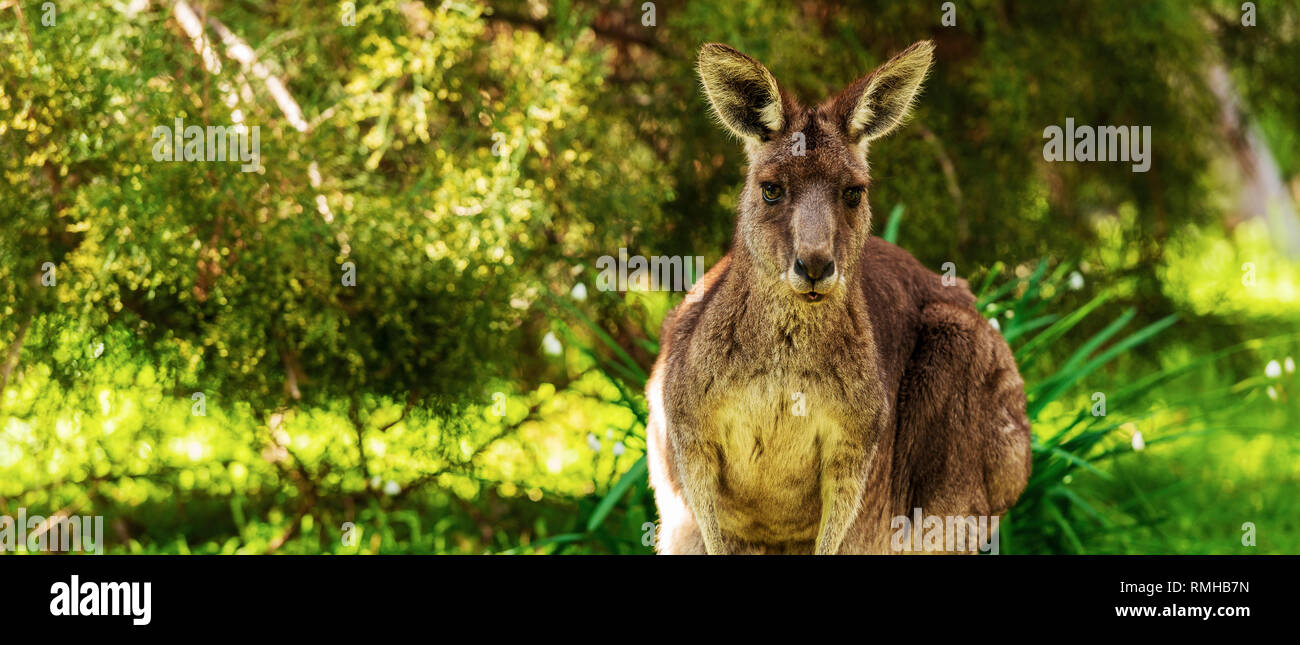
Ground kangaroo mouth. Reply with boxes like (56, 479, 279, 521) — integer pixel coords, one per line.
(785, 268, 837, 302)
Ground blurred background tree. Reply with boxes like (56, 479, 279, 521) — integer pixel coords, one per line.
(1, 0, 1297, 554)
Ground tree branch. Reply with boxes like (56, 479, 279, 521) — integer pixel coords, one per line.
(486, 7, 673, 57)
(0, 312, 32, 394)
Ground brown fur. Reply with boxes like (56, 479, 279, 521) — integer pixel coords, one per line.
(646, 41, 1031, 554)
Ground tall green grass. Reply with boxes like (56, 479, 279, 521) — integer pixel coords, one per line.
(974, 259, 1181, 553)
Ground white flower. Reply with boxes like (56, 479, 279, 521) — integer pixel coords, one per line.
(586, 433, 602, 452)
(92, 342, 105, 358)
(571, 282, 588, 301)
(383, 480, 401, 496)
(1267, 386, 1279, 402)
(989, 317, 1001, 332)
(612, 441, 626, 456)
(542, 331, 563, 356)
(1131, 431, 1145, 452)
(1068, 271, 1085, 291)
(1265, 360, 1283, 379)
(1285, 357, 1295, 374)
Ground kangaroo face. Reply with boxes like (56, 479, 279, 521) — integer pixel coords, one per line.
(741, 114, 869, 303)
(698, 41, 934, 305)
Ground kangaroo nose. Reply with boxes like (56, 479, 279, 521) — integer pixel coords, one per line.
(794, 256, 834, 282)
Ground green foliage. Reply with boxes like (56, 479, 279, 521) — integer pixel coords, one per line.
(973, 259, 1284, 553)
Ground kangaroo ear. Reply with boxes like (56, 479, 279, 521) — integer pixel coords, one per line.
(836, 40, 934, 144)
(698, 43, 785, 141)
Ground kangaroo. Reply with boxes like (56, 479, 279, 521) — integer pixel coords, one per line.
(645, 41, 1032, 554)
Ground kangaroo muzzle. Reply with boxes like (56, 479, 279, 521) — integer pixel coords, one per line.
(788, 199, 838, 300)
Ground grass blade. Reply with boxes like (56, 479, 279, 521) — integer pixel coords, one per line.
(881, 203, 904, 244)
(586, 456, 648, 532)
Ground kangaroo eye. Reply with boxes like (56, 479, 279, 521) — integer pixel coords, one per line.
(761, 183, 784, 203)
(843, 187, 863, 207)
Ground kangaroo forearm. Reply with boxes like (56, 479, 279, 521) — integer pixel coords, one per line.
(675, 436, 728, 554)
(815, 449, 871, 555)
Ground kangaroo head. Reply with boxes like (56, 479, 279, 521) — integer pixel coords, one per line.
(698, 41, 933, 304)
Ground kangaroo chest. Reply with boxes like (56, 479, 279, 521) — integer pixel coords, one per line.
(704, 369, 850, 543)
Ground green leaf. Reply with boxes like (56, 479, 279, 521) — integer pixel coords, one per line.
(1027, 314, 1179, 418)
(586, 456, 648, 532)
(881, 203, 905, 244)
(548, 292, 648, 384)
